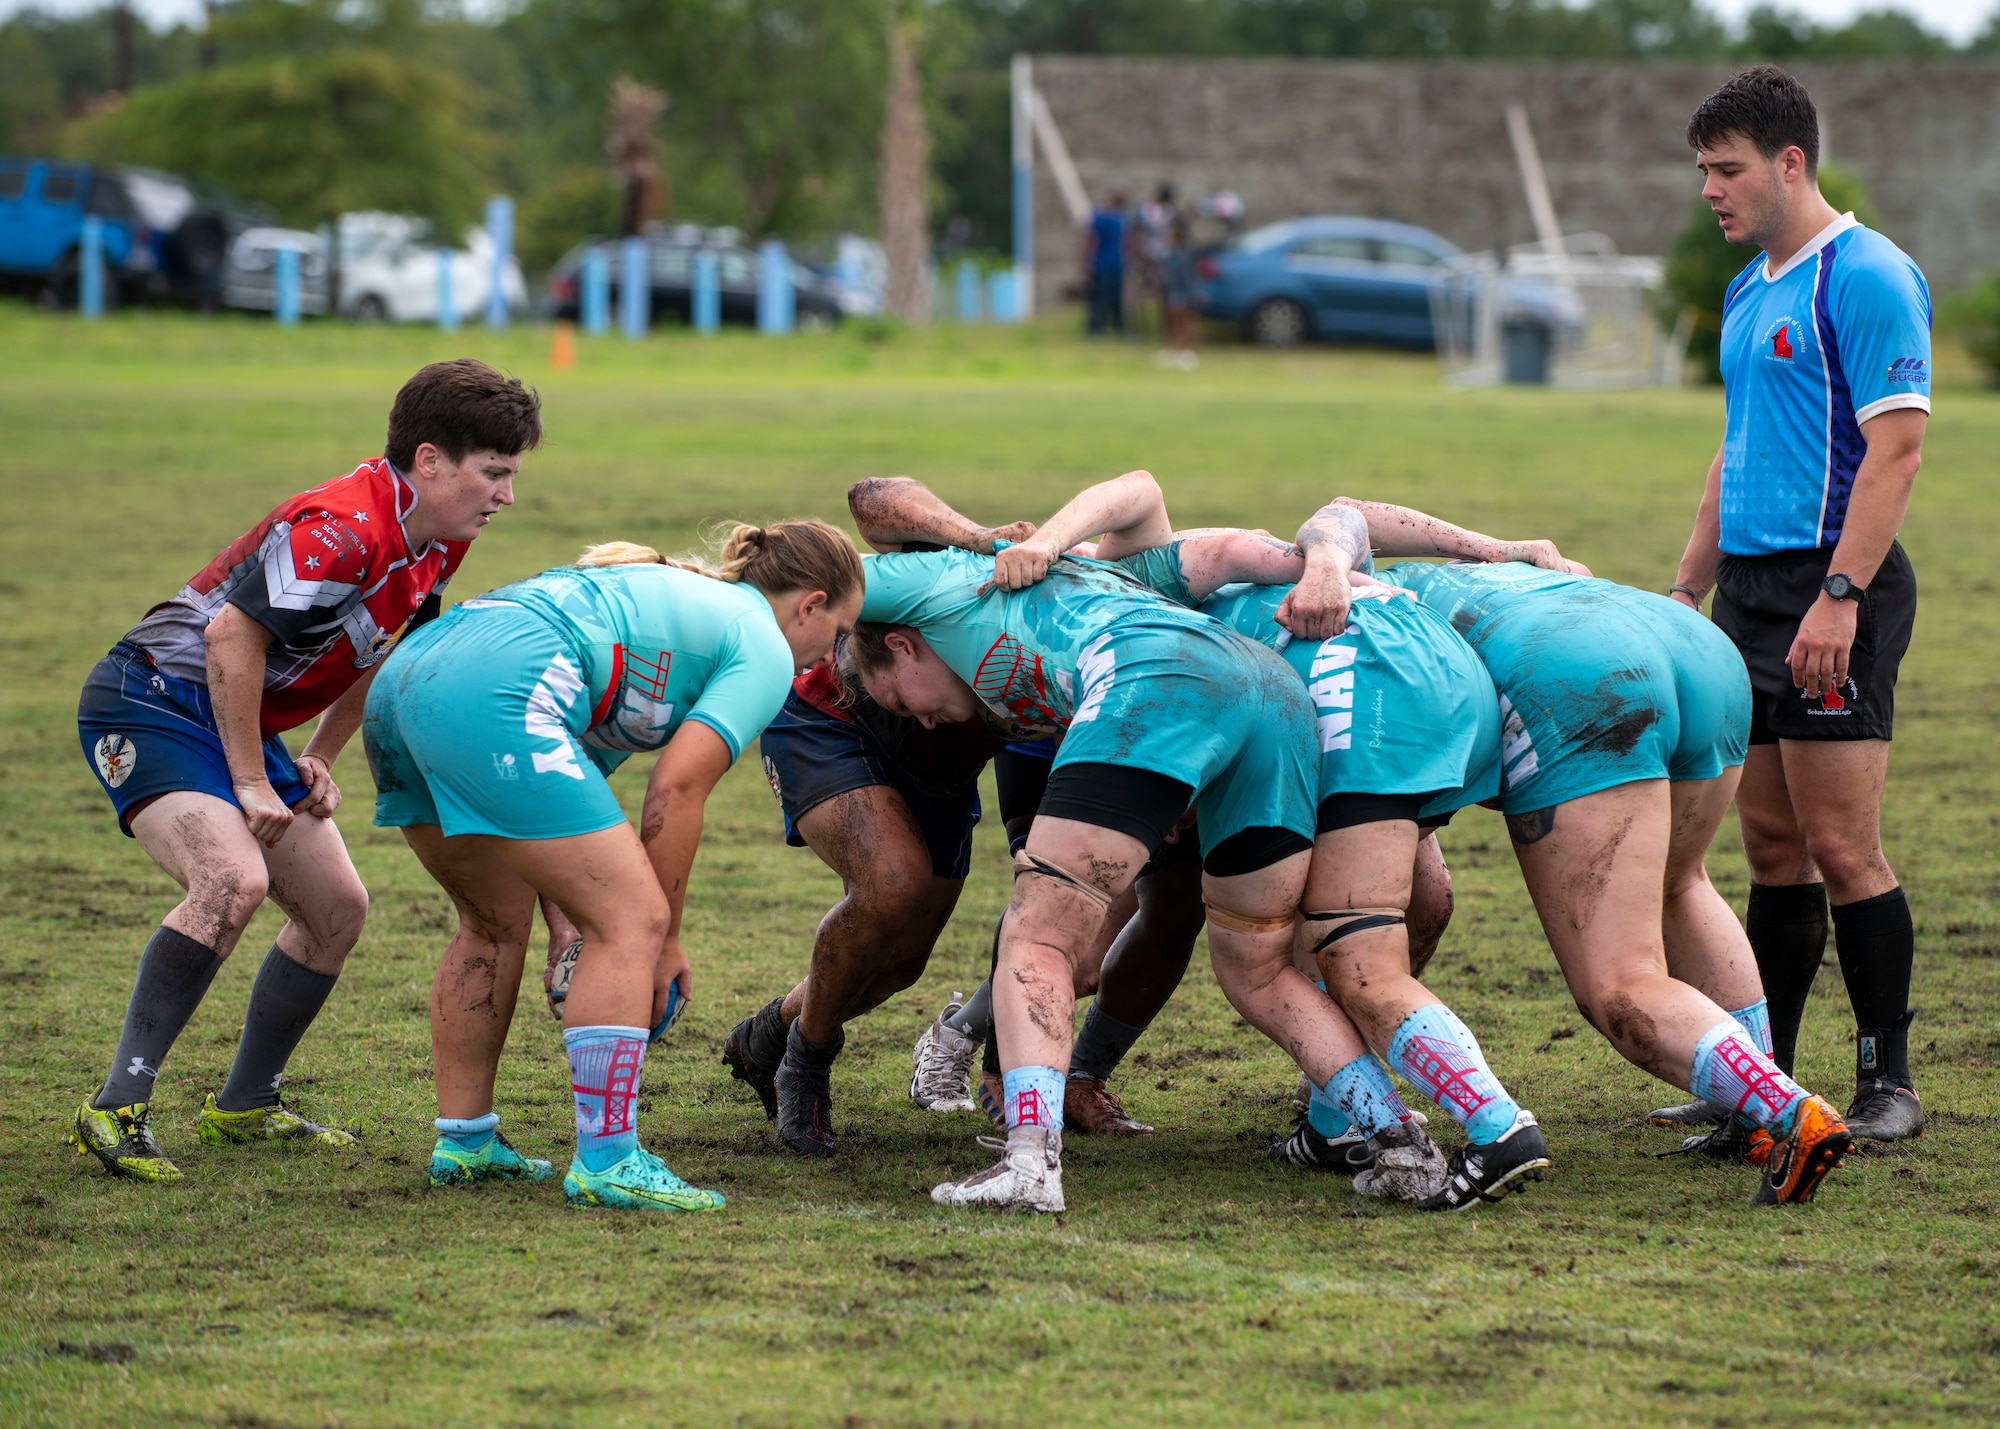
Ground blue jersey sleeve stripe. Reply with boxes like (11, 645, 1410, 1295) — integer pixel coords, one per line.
(1810, 242, 1864, 549)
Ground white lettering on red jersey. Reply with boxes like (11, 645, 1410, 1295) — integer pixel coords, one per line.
(124, 459, 468, 735)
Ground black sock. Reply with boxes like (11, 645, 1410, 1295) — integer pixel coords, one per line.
(215, 944, 340, 1112)
(784, 1020, 844, 1067)
(96, 925, 224, 1109)
(1832, 887, 1916, 1088)
(945, 979, 994, 1040)
(746, 997, 789, 1074)
(1068, 1002, 1146, 1082)
(1745, 882, 1828, 1075)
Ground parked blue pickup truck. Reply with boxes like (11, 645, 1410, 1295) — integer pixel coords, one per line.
(0, 157, 235, 307)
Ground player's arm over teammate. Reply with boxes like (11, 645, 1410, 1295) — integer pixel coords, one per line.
(1283, 498, 1587, 640)
(846, 477, 1037, 553)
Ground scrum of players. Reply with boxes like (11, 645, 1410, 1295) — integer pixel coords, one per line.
(67, 358, 1857, 1215)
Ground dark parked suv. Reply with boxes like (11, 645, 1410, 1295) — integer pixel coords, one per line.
(544, 227, 843, 328)
(0, 157, 240, 308)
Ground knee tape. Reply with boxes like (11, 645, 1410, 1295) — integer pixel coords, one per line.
(1011, 849, 1116, 911)
(1304, 907, 1406, 957)
(1204, 901, 1298, 936)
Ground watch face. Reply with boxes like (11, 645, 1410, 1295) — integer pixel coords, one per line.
(1824, 574, 1853, 599)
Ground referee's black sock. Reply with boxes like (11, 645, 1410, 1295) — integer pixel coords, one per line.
(1745, 881, 1828, 1076)
(1832, 886, 1917, 1089)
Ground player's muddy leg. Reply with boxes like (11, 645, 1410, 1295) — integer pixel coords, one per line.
(1406, 832, 1454, 979)
(402, 825, 538, 1122)
(208, 811, 370, 1118)
(933, 818, 1144, 1212)
(87, 793, 270, 1120)
(1509, 781, 1843, 1200)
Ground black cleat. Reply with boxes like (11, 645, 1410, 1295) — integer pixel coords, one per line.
(1418, 1111, 1551, 1211)
(722, 998, 787, 1120)
(1674, 1115, 1774, 1166)
(1844, 1078, 1925, 1144)
(1267, 1113, 1374, 1173)
(1646, 1096, 1728, 1129)
(775, 1023, 843, 1157)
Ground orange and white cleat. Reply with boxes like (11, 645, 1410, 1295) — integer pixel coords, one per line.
(1753, 1095, 1852, 1205)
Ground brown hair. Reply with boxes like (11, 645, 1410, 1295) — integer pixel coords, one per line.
(845, 621, 916, 674)
(385, 359, 543, 472)
(577, 519, 863, 601)
(1686, 65, 1820, 175)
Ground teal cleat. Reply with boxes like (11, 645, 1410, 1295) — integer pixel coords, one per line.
(563, 1147, 726, 1212)
(428, 1131, 556, 1187)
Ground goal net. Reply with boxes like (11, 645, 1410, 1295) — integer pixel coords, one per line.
(1430, 234, 1679, 390)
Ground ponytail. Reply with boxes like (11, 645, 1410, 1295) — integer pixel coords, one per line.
(580, 519, 862, 602)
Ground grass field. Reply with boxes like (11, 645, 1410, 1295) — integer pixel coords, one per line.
(2, 304, 1997, 1428)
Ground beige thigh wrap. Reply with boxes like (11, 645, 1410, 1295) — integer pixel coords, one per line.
(1203, 902, 1298, 936)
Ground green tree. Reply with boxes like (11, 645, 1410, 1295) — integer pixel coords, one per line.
(1942, 274, 2000, 387)
(68, 49, 493, 233)
(1661, 163, 1878, 383)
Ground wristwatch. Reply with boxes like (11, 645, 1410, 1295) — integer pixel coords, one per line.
(1821, 573, 1861, 601)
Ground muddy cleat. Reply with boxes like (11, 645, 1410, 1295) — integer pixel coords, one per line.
(197, 1094, 357, 1148)
(546, 936, 583, 1021)
(1291, 1073, 1314, 1117)
(68, 1102, 181, 1183)
(722, 998, 787, 1120)
(775, 1025, 842, 1157)
(910, 995, 980, 1113)
(977, 1069, 1007, 1128)
(564, 1147, 725, 1212)
(1648, 1096, 1728, 1129)
(428, 1131, 556, 1186)
(1418, 1110, 1551, 1211)
(1352, 1120, 1452, 1203)
(1676, 1115, 1774, 1168)
(930, 1126, 1064, 1214)
(1844, 1079, 1925, 1144)
(1268, 1114, 1372, 1173)
(1753, 1095, 1852, 1206)
(1065, 1079, 1152, 1136)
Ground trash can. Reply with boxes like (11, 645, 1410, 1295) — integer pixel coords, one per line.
(1500, 319, 1553, 385)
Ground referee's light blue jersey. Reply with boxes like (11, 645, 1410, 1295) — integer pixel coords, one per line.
(1718, 213, 1931, 556)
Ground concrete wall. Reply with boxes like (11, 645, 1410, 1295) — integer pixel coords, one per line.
(1026, 57, 2000, 310)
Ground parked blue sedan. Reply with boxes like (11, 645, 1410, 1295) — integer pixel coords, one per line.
(1197, 216, 1458, 349)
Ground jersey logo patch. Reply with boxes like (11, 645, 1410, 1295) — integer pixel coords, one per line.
(973, 633, 1064, 733)
(94, 734, 137, 789)
(1764, 319, 1796, 362)
(1886, 357, 1927, 385)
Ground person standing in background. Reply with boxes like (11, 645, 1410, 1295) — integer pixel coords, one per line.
(1156, 213, 1202, 370)
(1082, 189, 1130, 338)
(1666, 66, 1930, 1145)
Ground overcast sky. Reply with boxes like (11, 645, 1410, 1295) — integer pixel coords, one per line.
(1, 0, 1992, 46)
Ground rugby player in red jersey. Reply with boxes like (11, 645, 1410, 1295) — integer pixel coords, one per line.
(69, 359, 541, 1182)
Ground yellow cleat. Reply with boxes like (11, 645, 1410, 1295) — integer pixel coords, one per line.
(68, 1102, 182, 1183)
(197, 1093, 357, 1149)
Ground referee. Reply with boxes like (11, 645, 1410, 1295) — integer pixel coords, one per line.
(1669, 66, 1928, 1143)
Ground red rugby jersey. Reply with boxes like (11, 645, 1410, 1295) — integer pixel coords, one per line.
(125, 459, 469, 736)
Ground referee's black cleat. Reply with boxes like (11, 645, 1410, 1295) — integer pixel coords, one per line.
(722, 997, 787, 1120)
(1647, 1096, 1728, 1129)
(1844, 1078, 1925, 1144)
(775, 1023, 842, 1157)
(1418, 1110, 1551, 1211)
(1267, 1114, 1375, 1174)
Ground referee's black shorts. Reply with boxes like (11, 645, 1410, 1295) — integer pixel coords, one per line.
(1712, 541, 1916, 744)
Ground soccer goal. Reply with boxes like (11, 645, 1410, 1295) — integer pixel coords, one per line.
(1430, 234, 1677, 390)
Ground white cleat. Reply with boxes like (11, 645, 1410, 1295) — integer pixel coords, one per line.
(930, 1126, 1065, 1214)
(1351, 1120, 1451, 1204)
(910, 994, 981, 1113)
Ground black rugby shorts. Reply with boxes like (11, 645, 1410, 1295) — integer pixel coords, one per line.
(1712, 541, 1915, 744)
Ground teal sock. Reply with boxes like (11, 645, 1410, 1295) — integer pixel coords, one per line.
(1388, 1003, 1521, 1145)
(1306, 1080, 1355, 1139)
(436, 1112, 498, 1153)
(1325, 1053, 1412, 1136)
(1729, 999, 1774, 1057)
(565, 1024, 648, 1173)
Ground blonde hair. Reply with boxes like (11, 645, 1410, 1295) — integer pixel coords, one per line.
(577, 520, 863, 601)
